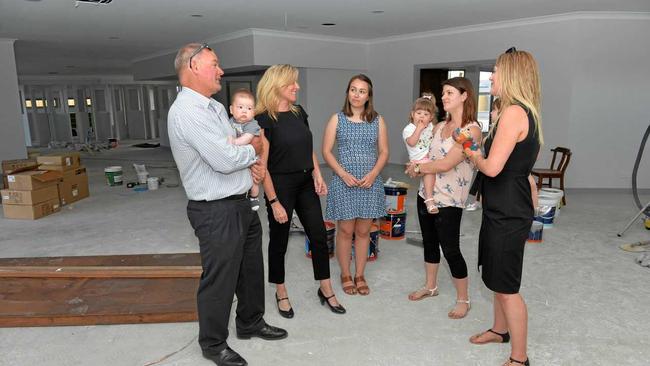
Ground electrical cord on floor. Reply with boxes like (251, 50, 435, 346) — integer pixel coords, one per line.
(143, 335, 198, 366)
(142, 298, 237, 366)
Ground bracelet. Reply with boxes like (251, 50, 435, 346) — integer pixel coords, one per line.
(268, 197, 278, 205)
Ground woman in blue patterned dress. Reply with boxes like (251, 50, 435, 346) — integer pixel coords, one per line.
(322, 74, 389, 296)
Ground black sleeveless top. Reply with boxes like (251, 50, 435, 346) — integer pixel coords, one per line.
(480, 104, 540, 220)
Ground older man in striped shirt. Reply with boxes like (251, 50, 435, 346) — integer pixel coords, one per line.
(168, 43, 287, 366)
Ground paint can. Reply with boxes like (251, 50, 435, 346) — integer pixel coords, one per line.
(351, 221, 380, 261)
(535, 195, 558, 228)
(540, 188, 564, 216)
(385, 186, 408, 214)
(380, 212, 407, 240)
(147, 177, 159, 191)
(305, 221, 336, 258)
(104, 166, 123, 186)
(527, 220, 544, 243)
(137, 172, 149, 184)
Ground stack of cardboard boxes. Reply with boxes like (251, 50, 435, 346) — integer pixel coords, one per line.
(1, 153, 89, 220)
(37, 152, 89, 206)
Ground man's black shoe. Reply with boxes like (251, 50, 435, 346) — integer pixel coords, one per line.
(202, 347, 247, 366)
(236, 324, 288, 340)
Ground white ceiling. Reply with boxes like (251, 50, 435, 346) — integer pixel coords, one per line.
(1, 0, 648, 76)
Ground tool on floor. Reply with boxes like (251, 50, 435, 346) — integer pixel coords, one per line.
(617, 124, 650, 237)
(620, 240, 650, 252)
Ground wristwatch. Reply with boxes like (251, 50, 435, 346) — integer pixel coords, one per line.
(268, 197, 279, 205)
(414, 163, 421, 174)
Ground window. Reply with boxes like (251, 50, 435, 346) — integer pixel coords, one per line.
(448, 70, 465, 78)
(52, 98, 59, 108)
(25, 99, 33, 109)
(67, 98, 76, 107)
(70, 113, 78, 137)
(35, 99, 45, 108)
(477, 71, 493, 132)
(85, 97, 92, 107)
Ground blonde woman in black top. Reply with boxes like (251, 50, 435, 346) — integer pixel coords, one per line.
(256, 64, 345, 318)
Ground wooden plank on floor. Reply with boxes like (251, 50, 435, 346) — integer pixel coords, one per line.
(0, 254, 202, 327)
(0, 265, 202, 278)
(0, 253, 201, 267)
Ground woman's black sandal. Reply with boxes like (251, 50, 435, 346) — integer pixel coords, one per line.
(506, 357, 530, 366)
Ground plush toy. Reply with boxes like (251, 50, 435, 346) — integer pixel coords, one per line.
(452, 128, 479, 152)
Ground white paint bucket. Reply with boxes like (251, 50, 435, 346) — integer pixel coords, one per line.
(137, 172, 149, 184)
(147, 177, 159, 190)
(540, 188, 564, 214)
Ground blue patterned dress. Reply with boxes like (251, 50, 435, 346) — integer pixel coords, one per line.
(325, 112, 386, 220)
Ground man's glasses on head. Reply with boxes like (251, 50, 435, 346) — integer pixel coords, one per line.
(505, 47, 517, 54)
(188, 43, 212, 69)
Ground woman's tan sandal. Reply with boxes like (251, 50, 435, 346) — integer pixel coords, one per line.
(354, 275, 370, 296)
(408, 286, 439, 301)
(448, 299, 471, 319)
(423, 198, 439, 214)
(340, 275, 357, 295)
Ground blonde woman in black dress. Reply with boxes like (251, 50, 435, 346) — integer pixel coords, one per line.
(454, 48, 542, 366)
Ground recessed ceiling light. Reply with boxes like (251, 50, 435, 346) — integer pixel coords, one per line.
(321, 23, 336, 27)
(65, 65, 75, 69)
(48, 71, 59, 75)
(371, 10, 384, 14)
(108, 36, 120, 40)
(190, 14, 203, 18)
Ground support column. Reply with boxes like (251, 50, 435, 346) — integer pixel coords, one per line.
(0, 39, 27, 161)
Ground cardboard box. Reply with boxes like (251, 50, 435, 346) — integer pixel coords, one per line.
(2, 159, 38, 174)
(58, 167, 89, 205)
(2, 198, 61, 220)
(1, 185, 59, 205)
(7, 170, 62, 191)
(37, 152, 81, 168)
(39, 164, 79, 172)
(2, 174, 7, 190)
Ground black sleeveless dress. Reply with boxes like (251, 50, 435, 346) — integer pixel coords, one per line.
(477, 106, 540, 294)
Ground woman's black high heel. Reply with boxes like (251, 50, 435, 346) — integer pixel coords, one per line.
(275, 293, 294, 319)
(317, 288, 346, 314)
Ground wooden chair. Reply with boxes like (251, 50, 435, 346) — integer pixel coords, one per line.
(531, 147, 571, 205)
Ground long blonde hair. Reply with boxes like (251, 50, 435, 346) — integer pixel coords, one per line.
(493, 50, 544, 145)
(255, 64, 300, 121)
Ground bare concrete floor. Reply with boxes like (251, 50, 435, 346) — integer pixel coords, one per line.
(1, 144, 649, 366)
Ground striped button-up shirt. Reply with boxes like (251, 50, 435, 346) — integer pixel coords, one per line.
(168, 87, 256, 201)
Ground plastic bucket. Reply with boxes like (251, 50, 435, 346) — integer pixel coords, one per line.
(351, 221, 380, 261)
(385, 186, 408, 214)
(540, 188, 564, 215)
(147, 177, 159, 190)
(104, 166, 123, 186)
(535, 195, 558, 228)
(527, 221, 544, 243)
(305, 221, 336, 258)
(137, 172, 149, 184)
(380, 213, 406, 240)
